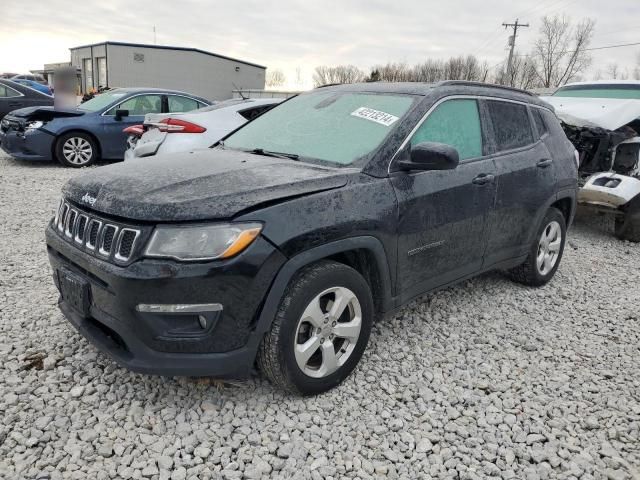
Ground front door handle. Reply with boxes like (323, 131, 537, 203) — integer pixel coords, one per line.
(472, 173, 495, 185)
(537, 158, 553, 168)
(8, 102, 23, 108)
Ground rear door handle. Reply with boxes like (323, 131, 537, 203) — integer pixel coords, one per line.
(472, 173, 495, 185)
(537, 158, 553, 168)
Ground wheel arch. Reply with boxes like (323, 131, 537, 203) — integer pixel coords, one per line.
(53, 129, 102, 161)
(253, 236, 393, 337)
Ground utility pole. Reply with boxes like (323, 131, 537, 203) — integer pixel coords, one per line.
(502, 19, 529, 85)
(153, 25, 157, 45)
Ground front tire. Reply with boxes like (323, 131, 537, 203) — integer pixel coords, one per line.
(257, 260, 374, 395)
(506, 207, 567, 286)
(55, 132, 98, 167)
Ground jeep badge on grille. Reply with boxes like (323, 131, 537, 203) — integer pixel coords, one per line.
(81, 193, 97, 206)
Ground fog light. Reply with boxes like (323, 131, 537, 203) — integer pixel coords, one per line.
(198, 315, 207, 329)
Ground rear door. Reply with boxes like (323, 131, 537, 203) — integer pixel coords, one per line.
(101, 94, 164, 158)
(483, 99, 556, 266)
(391, 97, 497, 301)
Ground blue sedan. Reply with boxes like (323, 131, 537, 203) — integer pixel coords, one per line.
(0, 88, 211, 167)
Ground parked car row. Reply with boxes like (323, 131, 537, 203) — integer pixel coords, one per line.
(46, 81, 579, 394)
(1, 87, 211, 167)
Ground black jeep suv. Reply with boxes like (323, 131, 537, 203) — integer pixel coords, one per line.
(46, 81, 578, 394)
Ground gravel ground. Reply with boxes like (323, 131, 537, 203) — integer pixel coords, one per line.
(1, 152, 639, 480)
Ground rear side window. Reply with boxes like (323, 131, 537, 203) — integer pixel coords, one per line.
(168, 96, 200, 113)
(410, 99, 483, 161)
(487, 100, 534, 151)
(532, 108, 548, 137)
(0, 85, 21, 98)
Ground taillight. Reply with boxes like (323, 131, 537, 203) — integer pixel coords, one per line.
(123, 125, 144, 137)
(157, 118, 206, 133)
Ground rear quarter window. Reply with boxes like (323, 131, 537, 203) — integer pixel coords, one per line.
(487, 100, 534, 151)
(532, 108, 548, 138)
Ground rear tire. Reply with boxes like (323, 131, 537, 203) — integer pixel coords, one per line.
(257, 260, 374, 395)
(506, 207, 566, 286)
(614, 211, 640, 242)
(55, 132, 98, 168)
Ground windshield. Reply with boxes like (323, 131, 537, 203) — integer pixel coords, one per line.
(553, 84, 640, 100)
(77, 90, 128, 111)
(223, 91, 416, 166)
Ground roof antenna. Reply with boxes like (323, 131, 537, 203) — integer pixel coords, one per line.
(233, 82, 247, 100)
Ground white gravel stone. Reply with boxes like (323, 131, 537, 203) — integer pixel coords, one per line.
(1, 152, 639, 479)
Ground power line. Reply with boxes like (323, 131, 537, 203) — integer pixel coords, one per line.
(514, 41, 640, 57)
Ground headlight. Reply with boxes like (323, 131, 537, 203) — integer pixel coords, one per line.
(25, 120, 44, 131)
(144, 223, 262, 261)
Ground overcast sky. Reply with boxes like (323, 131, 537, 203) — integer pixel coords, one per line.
(2, 0, 639, 88)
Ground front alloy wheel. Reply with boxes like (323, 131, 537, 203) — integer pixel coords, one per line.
(56, 132, 98, 167)
(294, 286, 362, 378)
(258, 260, 374, 395)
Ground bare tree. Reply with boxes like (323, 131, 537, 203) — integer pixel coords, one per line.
(532, 15, 595, 87)
(266, 69, 286, 88)
(369, 56, 490, 83)
(312, 65, 366, 87)
(607, 63, 620, 79)
(496, 53, 540, 89)
(633, 52, 640, 80)
(294, 66, 304, 88)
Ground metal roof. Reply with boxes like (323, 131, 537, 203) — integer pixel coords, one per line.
(69, 41, 266, 69)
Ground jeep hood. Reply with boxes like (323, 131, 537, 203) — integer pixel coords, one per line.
(542, 96, 640, 130)
(62, 149, 351, 221)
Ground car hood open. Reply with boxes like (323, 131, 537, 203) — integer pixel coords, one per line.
(8, 106, 86, 120)
(542, 96, 640, 130)
(62, 148, 351, 221)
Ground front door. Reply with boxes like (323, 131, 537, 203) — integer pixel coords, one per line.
(101, 94, 164, 158)
(391, 98, 497, 302)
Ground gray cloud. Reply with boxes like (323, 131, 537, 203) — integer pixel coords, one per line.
(2, 0, 639, 86)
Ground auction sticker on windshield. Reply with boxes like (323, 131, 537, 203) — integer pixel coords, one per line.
(351, 107, 399, 127)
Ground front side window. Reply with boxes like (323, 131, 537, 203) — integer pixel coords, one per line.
(168, 95, 200, 113)
(487, 100, 534, 152)
(107, 95, 163, 116)
(0, 85, 21, 98)
(410, 99, 483, 161)
(224, 91, 416, 166)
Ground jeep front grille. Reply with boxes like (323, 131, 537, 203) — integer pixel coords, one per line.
(54, 201, 142, 263)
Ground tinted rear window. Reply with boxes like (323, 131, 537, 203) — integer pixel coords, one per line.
(487, 100, 534, 151)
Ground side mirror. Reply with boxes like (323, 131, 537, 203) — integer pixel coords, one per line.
(397, 142, 459, 172)
(115, 109, 129, 120)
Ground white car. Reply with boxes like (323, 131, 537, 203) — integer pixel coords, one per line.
(542, 80, 640, 241)
(124, 98, 282, 160)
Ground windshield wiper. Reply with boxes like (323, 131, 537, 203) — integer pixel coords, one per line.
(250, 148, 299, 161)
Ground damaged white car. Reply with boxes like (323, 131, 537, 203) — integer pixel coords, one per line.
(544, 81, 640, 241)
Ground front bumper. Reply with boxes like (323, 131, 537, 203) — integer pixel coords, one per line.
(0, 127, 55, 161)
(46, 223, 287, 377)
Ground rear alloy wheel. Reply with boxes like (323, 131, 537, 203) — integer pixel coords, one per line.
(258, 261, 374, 395)
(56, 132, 98, 167)
(506, 207, 566, 286)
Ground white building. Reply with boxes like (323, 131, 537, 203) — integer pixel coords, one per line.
(69, 41, 266, 101)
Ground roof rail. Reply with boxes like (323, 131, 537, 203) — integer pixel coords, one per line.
(436, 80, 535, 97)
